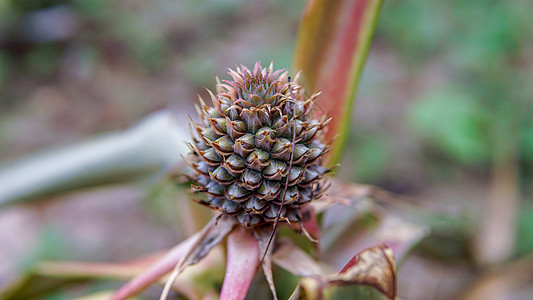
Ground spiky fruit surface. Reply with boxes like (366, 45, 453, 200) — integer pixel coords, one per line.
(187, 63, 330, 228)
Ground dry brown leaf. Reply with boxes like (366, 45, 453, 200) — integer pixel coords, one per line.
(159, 215, 237, 300)
(289, 245, 397, 300)
(112, 215, 236, 300)
(176, 215, 237, 270)
(332, 245, 396, 299)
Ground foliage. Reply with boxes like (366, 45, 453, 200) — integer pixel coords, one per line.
(1, 0, 532, 299)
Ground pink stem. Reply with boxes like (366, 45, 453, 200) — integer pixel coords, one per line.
(220, 228, 260, 300)
(111, 232, 200, 300)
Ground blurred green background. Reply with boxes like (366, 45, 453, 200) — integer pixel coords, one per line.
(0, 0, 532, 299)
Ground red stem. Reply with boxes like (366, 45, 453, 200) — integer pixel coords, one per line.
(220, 228, 260, 300)
(110, 232, 200, 300)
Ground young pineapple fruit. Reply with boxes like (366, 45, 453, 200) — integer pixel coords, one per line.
(187, 63, 330, 228)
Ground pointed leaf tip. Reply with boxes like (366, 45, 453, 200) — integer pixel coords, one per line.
(289, 245, 396, 300)
(293, 0, 384, 166)
(336, 245, 396, 299)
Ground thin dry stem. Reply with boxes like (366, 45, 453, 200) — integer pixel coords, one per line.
(261, 76, 298, 263)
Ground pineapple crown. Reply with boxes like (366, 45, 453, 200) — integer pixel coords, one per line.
(186, 62, 331, 228)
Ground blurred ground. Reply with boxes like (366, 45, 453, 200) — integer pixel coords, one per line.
(0, 0, 532, 299)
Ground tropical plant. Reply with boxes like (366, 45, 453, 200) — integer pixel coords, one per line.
(0, 1, 431, 299)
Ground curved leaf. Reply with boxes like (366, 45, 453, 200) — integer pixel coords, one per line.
(112, 215, 236, 300)
(289, 245, 396, 300)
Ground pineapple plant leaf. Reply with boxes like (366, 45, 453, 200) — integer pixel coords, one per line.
(289, 245, 397, 300)
(293, 0, 384, 166)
